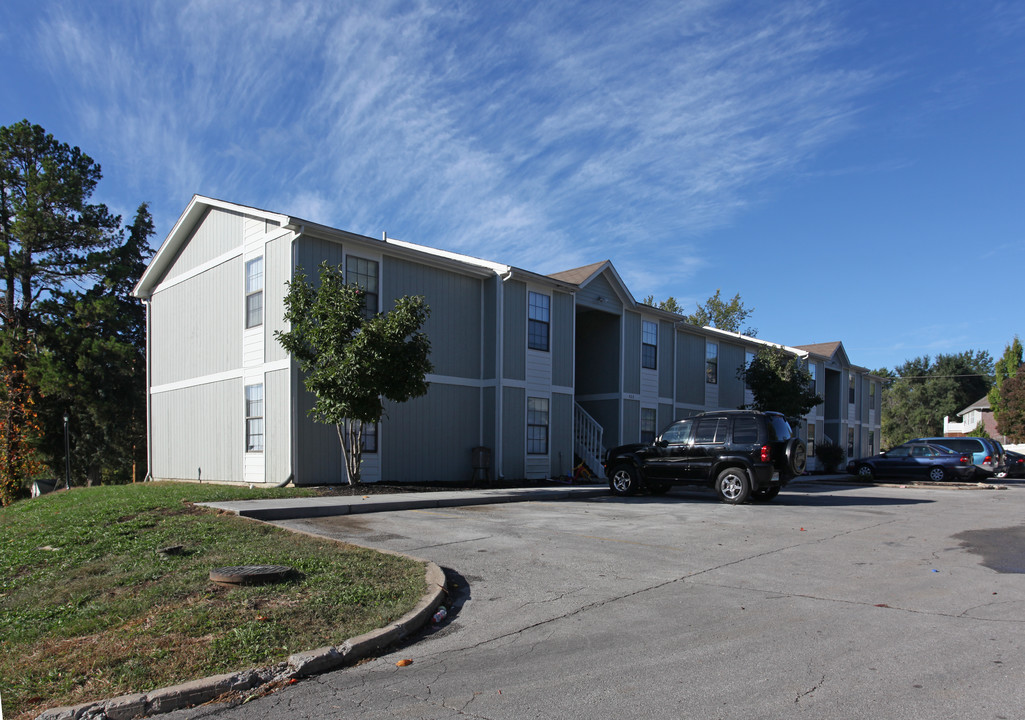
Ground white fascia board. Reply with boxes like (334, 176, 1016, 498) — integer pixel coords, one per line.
(288, 223, 498, 280)
(692, 326, 810, 359)
(133, 195, 289, 299)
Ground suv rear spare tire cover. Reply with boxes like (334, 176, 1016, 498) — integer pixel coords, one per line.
(785, 438, 807, 475)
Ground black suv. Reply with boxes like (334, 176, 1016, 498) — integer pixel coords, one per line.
(604, 410, 807, 504)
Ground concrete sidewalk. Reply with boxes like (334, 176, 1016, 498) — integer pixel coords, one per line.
(199, 473, 999, 521)
(200, 485, 610, 521)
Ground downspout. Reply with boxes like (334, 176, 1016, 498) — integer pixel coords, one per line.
(289, 231, 300, 486)
(143, 297, 153, 481)
(495, 268, 513, 479)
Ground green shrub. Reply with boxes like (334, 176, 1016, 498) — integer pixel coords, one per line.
(815, 443, 846, 473)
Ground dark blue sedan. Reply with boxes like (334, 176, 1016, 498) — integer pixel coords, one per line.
(847, 442, 975, 482)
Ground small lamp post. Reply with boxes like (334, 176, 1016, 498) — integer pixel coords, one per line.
(63, 413, 71, 490)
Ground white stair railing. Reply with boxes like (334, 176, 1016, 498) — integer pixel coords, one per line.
(574, 402, 605, 478)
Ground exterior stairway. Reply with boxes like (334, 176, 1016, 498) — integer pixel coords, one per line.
(574, 403, 605, 478)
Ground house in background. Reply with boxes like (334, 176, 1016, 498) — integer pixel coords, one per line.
(133, 195, 883, 485)
(944, 396, 1000, 439)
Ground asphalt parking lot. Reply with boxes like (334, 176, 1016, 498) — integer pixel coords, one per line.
(167, 478, 1025, 720)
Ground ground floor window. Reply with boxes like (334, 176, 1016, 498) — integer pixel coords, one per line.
(527, 397, 549, 454)
(706, 341, 718, 384)
(808, 424, 816, 459)
(641, 408, 657, 444)
(245, 384, 264, 452)
(361, 422, 378, 453)
(847, 427, 855, 458)
(868, 430, 874, 455)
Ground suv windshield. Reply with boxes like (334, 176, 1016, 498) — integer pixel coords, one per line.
(767, 414, 792, 442)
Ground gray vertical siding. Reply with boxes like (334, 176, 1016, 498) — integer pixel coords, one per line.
(483, 276, 497, 380)
(382, 257, 482, 379)
(576, 271, 623, 312)
(295, 235, 345, 279)
(151, 379, 242, 481)
(165, 208, 244, 282)
(502, 386, 525, 478)
(658, 320, 674, 398)
(576, 311, 620, 395)
(552, 291, 574, 388)
(503, 281, 526, 381)
(265, 368, 291, 484)
(551, 392, 573, 478)
(719, 342, 746, 410)
(264, 234, 293, 363)
(623, 311, 641, 394)
(658, 402, 674, 431)
(676, 330, 706, 405)
(581, 398, 620, 450)
(382, 384, 480, 482)
(294, 380, 342, 485)
(482, 387, 496, 458)
(151, 258, 242, 386)
(623, 399, 640, 443)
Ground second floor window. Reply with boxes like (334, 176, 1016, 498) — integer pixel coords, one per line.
(245, 257, 263, 329)
(642, 321, 657, 369)
(849, 375, 856, 404)
(346, 256, 379, 318)
(528, 292, 550, 351)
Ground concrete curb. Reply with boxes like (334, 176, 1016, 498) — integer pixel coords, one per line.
(200, 485, 609, 521)
(36, 563, 447, 720)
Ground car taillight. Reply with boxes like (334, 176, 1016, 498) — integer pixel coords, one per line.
(984, 455, 991, 463)
(961, 455, 971, 464)
(761, 445, 770, 462)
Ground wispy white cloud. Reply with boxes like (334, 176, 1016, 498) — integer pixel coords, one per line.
(28, 0, 883, 275)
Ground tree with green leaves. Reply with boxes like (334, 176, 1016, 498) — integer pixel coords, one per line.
(880, 351, 993, 447)
(686, 289, 756, 336)
(989, 336, 1022, 430)
(277, 262, 433, 484)
(641, 295, 683, 314)
(996, 370, 1025, 443)
(0, 119, 121, 503)
(33, 204, 153, 484)
(642, 289, 755, 335)
(737, 345, 822, 428)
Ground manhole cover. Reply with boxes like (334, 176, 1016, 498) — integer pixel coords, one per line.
(210, 565, 294, 585)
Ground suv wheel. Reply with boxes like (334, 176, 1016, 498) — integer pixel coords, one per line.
(785, 438, 807, 476)
(715, 467, 751, 504)
(609, 464, 640, 496)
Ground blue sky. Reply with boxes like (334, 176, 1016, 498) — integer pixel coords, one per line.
(2, 0, 1023, 373)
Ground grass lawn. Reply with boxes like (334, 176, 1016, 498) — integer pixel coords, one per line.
(0, 482, 428, 720)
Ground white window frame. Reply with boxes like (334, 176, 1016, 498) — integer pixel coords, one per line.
(642, 321, 657, 370)
(528, 292, 550, 352)
(346, 255, 380, 318)
(245, 257, 264, 329)
(245, 383, 264, 453)
(527, 397, 549, 454)
(706, 341, 718, 384)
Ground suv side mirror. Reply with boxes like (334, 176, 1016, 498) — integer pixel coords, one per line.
(655, 439, 668, 448)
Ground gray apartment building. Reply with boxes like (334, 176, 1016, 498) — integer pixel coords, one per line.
(133, 196, 881, 485)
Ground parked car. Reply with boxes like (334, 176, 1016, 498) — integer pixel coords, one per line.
(847, 442, 975, 482)
(996, 450, 1025, 478)
(604, 410, 807, 504)
(907, 436, 1005, 478)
